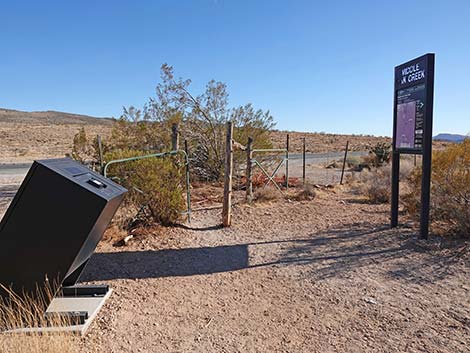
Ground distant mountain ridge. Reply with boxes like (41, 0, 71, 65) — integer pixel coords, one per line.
(0, 108, 113, 125)
(433, 133, 468, 142)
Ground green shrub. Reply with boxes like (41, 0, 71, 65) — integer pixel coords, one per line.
(403, 140, 470, 237)
(104, 149, 186, 226)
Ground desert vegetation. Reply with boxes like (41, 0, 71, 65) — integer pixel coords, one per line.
(0, 285, 78, 353)
(68, 64, 276, 229)
(0, 125, 469, 352)
(403, 139, 470, 237)
(345, 139, 470, 239)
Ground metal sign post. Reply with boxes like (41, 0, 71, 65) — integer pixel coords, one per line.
(391, 53, 435, 239)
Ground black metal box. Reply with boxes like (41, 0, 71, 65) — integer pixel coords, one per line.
(0, 158, 127, 302)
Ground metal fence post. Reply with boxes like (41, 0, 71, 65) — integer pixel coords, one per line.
(285, 134, 289, 190)
(302, 137, 306, 185)
(246, 137, 253, 203)
(184, 139, 191, 223)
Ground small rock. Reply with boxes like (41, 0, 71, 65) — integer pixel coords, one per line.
(364, 297, 378, 305)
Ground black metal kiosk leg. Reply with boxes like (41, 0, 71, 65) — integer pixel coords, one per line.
(391, 152, 400, 228)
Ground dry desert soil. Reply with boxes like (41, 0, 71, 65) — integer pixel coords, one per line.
(0, 108, 394, 164)
(0, 109, 467, 352)
(1, 181, 468, 353)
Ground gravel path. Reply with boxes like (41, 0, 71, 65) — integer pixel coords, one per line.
(0, 179, 468, 353)
(75, 189, 469, 353)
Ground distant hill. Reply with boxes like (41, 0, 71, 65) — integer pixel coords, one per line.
(433, 133, 468, 142)
(0, 108, 114, 163)
(0, 108, 113, 125)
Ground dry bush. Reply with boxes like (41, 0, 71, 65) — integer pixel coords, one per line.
(350, 156, 416, 204)
(291, 184, 317, 201)
(403, 140, 470, 237)
(138, 64, 275, 181)
(104, 149, 186, 226)
(0, 285, 77, 353)
(70, 127, 101, 166)
(254, 187, 281, 203)
(399, 158, 416, 179)
(345, 156, 364, 170)
(351, 166, 391, 203)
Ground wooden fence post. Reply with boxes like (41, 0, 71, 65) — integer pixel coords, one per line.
(171, 123, 179, 151)
(222, 121, 234, 227)
(97, 135, 104, 174)
(340, 140, 349, 185)
(246, 137, 253, 203)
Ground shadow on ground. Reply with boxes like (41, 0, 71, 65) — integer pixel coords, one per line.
(81, 244, 250, 281)
(82, 222, 468, 285)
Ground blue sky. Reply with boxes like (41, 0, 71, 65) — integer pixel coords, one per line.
(1, 0, 469, 136)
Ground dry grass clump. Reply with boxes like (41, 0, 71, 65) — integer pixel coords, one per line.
(254, 187, 281, 203)
(0, 285, 78, 353)
(349, 158, 415, 204)
(403, 140, 470, 238)
(351, 166, 391, 203)
(291, 184, 317, 201)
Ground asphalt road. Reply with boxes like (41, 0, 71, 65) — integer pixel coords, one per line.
(0, 163, 32, 176)
(286, 151, 366, 164)
(0, 151, 368, 177)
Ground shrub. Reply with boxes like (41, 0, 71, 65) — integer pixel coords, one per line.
(254, 187, 281, 203)
(291, 184, 317, 201)
(0, 284, 77, 353)
(69, 127, 108, 171)
(345, 156, 364, 170)
(104, 149, 186, 226)
(366, 142, 391, 167)
(70, 123, 187, 228)
(70, 127, 98, 164)
(354, 166, 391, 203)
(110, 108, 181, 152)
(143, 64, 275, 181)
(403, 140, 470, 237)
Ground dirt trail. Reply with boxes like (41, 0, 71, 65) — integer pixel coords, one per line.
(74, 189, 469, 353)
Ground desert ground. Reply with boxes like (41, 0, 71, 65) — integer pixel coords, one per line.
(0, 109, 467, 352)
(0, 172, 468, 353)
(0, 108, 393, 164)
(0, 109, 113, 163)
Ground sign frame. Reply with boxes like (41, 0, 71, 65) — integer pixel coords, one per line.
(391, 53, 435, 239)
